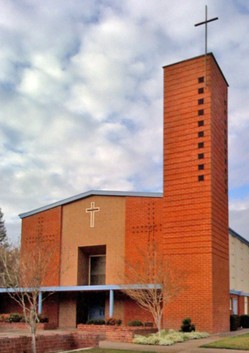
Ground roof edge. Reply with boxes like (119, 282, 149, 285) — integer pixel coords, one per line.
(229, 227, 249, 247)
(19, 190, 163, 219)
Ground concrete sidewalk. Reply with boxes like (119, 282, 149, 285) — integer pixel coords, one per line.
(99, 328, 249, 353)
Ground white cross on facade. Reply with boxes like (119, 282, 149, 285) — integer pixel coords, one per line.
(86, 202, 100, 228)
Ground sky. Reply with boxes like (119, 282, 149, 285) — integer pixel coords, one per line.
(1, 0, 249, 243)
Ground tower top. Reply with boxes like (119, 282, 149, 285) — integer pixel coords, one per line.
(163, 53, 229, 87)
(195, 5, 218, 55)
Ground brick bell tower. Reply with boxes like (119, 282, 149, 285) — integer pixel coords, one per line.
(162, 53, 229, 332)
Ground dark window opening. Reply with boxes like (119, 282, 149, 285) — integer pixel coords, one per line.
(198, 120, 204, 127)
(198, 76, 204, 83)
(198, 175, 205, 181)
(198, 109, 204, 115)
(198, 131, 204, 137)
(89, 255, 106, 285)
(198, 164, 205, 170)
(198, 87, 204, 94)
(198, 98, 204, 105)
(78, 245, 106, 286)
(198, 142, 204, 149)
(198, 153, 204, 159)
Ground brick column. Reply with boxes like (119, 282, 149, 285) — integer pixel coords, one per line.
(162, 54, 229, 333)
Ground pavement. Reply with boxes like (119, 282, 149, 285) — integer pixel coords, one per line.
(99, 328, 249, 353)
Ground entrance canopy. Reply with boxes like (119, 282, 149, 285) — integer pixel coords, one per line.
(0, 284, 162, 317)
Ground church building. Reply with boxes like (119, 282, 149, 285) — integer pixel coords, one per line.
(2, 53, 235, 333)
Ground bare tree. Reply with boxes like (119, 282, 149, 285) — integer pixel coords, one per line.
(2, 237, 57, 353)
(123, 242, 185, 333)
(0, 243, 19, 287)
(0, 208, 7, 244)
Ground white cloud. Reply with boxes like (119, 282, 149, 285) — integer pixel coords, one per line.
(0, 0, 249, 243)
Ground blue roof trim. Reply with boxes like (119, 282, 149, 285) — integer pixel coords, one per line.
(19, 190, 163, 219)
(0, 284, 162, 293)
(229, 228, 249, 247)
(230, 289, 249, 297)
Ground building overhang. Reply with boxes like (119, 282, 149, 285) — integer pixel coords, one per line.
(0, 284, 162, 293)
(230, 289, 249, 297)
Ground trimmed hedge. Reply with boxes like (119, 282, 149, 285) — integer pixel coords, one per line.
(240, 315, 249, 328)
(127, 320, 143, 327)
(230, 314, 241, 331)
(180, 318, 195, 332)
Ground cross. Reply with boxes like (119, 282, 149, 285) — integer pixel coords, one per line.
(195, 5, 218, 55)
(86, 202, 100, 228)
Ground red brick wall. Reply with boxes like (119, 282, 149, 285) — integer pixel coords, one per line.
(124, 197, 162, 325)
(125, 197, 163, 268)
(21, 207, 62, 286)
(238, 296, 245, 315)
(0, 293, 59, 328)
(0, 294, 22, 313)
(0, 332, 77, 353)
(77, 324, 156, 343)
(0, 327, 156, 353)
(42, 293, 60, 327)
(162, 54, 229, 332)
(122, 297, 154, 325)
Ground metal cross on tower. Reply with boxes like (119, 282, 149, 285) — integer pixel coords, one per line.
(195, 5, 218, 56)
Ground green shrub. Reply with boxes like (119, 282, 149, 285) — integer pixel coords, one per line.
(127, 320, 143, 326)
(86, 319, 106, 325)
(240, 315, 249, 328)
(9, 313, 23, 322)
(106, 317, 122, 325)
(144, 322, 153, 327)
(134, 333, 160, 345)
(0, 314, 10, 322)
(230, 314, 240, 331)
(37, 314, 49, 323)
(133, 329, 209, 346)
(180, 317, 195, 332)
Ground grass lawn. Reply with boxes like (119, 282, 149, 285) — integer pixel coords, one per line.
(202, 333, 249, 350)
(65, 349, 156, 353)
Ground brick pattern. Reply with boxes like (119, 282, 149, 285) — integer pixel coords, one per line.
(21, 207, 62, 286)
(0, 293, 60, 328)
(0, 322, 56, 330)
(0, 327, 156, 353)
(125, 197, 163, 268)
(124, 197, 163, 324)
(77, 324, 156, 343)
(162, 54, 229, 332)
(0, 332, 76, 353)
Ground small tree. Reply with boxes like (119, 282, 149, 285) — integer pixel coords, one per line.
(0, 243, 18, 287)
(2, 237, 57, 353)
(0, 208, 7, 244)
(123, 242, 185, 332)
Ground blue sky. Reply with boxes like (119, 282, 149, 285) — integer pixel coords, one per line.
(1, 0, 249, 242)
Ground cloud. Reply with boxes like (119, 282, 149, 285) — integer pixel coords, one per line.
(0, 0, 249, 243)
